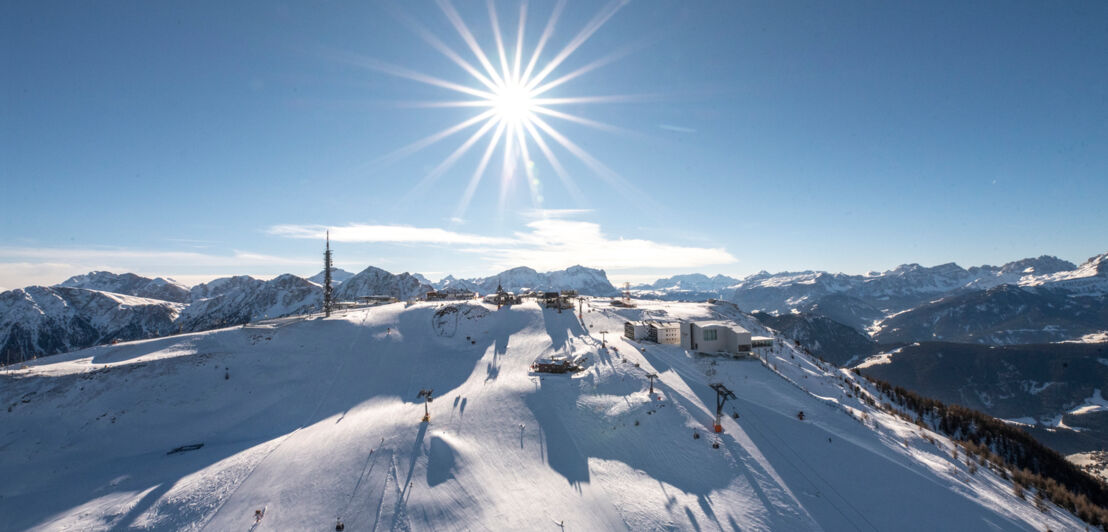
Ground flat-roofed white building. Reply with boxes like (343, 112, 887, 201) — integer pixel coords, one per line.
(648, 321, 681, 344)
(625, 320, 681, 344)
(681, 321, 752, 355)
(624, 321, 649, 341)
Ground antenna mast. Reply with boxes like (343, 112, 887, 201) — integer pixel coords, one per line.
(324, 230, 334, 317)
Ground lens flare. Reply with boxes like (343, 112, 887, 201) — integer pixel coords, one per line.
(353, 0, 645, 217)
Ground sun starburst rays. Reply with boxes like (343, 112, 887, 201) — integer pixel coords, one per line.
(361, 0, 639, 218)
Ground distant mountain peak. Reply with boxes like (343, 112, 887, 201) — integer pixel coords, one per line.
(1082, 252, 1108, 274)
(308, 268, 356, 286)
(632, 272, 740, 292)
(432, 265, 617, 295)
(57, 271, 190, 303)
(333, 266, 431, 301)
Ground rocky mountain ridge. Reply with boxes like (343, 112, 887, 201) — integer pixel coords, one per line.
(0, 265, 623, 364)
(3, 252, 1104, 365)
(431, 264, 618, 296)
(59, 271, 190, 303)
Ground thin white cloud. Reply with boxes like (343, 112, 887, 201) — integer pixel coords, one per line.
(1, 247, 217, 263)
(2, 220, 737, 289)
(267, 224, 515, 246)
(0, 247, 315, 289)
(0, 262, 80, 289)
(0, 247, 313, 267)
(270, 220, 737, 273)
(482, 219, 737, 272)
(607, 273, 672, 286)
(229, 251, 316, 266)
(658, 124, 696, 133)
(519, 208, 594, 219)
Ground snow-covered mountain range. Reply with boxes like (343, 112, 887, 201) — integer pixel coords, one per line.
(432, 265, 619, 296)
(0, 286, 183, 366)
(59, 271, 191, 303)
(635, 252, 1108, 346)
(0, 265, 622, 364)
(726, 254, 1087, 318)
(333, 266, 431, 301)
(632, 273, 740, 293)
(632, 254, 1096, 308)
(2, 252, 1105, 365)
(1, 299, 1098, 530)
(870, 283, 1108, 345)
(178, 274, 323, 332)
(1022, 252, 1108, 295)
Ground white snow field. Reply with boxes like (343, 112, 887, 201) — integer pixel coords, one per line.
(0, 299, 1087, 531)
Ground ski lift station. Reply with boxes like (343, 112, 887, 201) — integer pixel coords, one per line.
(425, 289, 476, 301)
(752, 335, 775, 351)
(357, 295, 398, 305)
(623, 319, 762, 356)
(683, 321, 752, 355)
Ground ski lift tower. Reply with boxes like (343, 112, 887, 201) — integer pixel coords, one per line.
(622, 282, 632, 306)
(646, 373, 658, 395)
(709, 383, 736, 433)
(417, 389, 434, 423)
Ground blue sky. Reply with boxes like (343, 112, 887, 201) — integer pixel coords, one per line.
(2, 0, 1106, 289)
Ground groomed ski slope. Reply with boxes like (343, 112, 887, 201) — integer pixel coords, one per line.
(0, 299, 1087, 531)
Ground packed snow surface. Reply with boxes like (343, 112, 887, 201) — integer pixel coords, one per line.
(0, 300, 1085, 531)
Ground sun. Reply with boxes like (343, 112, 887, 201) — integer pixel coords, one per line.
(349, 0, 641, 217)
(490, 81, 536, 125)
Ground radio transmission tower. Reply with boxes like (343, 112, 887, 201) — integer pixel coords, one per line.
(323, 230, 334, 317)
